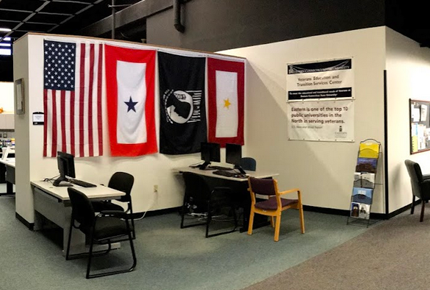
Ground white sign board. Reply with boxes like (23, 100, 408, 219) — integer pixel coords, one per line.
(287, 99, 354, 142)
(287, 58, 353, 100)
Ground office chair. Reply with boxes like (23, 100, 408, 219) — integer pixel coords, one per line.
(240, 157, 257, 171)
(404, 160, 430, 222)
(180, 172, 237, 238)
(92, 172, 135, 238)
(66, 187, 136, 279)
(247, 177, 305, 241)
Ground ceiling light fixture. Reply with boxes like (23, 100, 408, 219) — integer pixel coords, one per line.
(0, 28, 12, 32)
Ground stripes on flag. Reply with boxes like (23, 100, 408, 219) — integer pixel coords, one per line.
(43, 40, 103, 158)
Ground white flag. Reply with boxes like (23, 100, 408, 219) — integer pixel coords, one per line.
(116, 61, 147, 144)
(215, 70, 238, 138)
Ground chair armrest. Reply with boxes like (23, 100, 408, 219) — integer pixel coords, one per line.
(278, 188, 301, 195)
(99, 210, 129, 219)
(423, 174, 430, 180)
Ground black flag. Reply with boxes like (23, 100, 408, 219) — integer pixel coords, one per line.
(158, 52, 207, 154)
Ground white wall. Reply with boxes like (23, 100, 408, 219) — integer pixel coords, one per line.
(14, 33, 245, 223)
(385, 27, 430, 212)
(13, 36, 32, 222)
(220, 27, 387, 213)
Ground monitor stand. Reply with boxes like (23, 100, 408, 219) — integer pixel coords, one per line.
(198, 161, 211, 170)
(53, 176, 72, 187)
(235, 165, 246, 174)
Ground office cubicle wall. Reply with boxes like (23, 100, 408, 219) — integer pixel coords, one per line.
(220, 27, 387, 214)
(221, 26, 430, 215)
(13, 33, 245, 224)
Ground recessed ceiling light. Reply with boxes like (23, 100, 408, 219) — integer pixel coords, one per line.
(0, 28, 11, 32)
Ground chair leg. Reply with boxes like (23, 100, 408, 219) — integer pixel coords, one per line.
(205, 202, 212, 238)
(270, 216, 275, 228)
(299, 204, 305, 234)
(180, 197, 187, 229)
(247, 208, 255, 235)
(411, 195, 416, 214)
(420, 199, 426, 222)
(129, 204, 136, 239)
(274, 213, 281, 242)
(126, 219, 137, 272)
(86, 233, 95, 279)
(87, 220, 137, 279)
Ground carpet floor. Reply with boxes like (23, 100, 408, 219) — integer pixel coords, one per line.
(244, 206, 428, 290)
(0, 189, 369, 290)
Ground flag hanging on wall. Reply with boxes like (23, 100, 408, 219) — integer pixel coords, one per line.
(207, 57, 245, 147)
(158, 52, 207, 154)
(43, 40, 103, 158)
(105, 45, 157, 156)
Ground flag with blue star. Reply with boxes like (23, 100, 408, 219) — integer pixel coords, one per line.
(105, 45, 157, 156)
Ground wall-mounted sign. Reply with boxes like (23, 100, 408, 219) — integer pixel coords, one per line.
(287, 58, 354, 101)
(32, 112, 44, 125)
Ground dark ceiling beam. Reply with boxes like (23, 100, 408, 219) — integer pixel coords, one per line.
(78, 0, 172, 37)
(48, 0, 104, 32)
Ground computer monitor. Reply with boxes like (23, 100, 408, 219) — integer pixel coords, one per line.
(200, 142, 220, 169)
(226, 143, 246, 174)
(53, 151, 76, 186)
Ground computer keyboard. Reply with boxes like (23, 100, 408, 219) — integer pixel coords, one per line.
(209, 165, 233, 171)
(70, 179, 97, 188)
(213, 170, 246, 178)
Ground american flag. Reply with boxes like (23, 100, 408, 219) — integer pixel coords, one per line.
(43, 40, 103, 157)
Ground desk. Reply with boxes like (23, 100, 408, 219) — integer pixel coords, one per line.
(31, 180, 125, 256)
(176, 167, 278, 231)
(0, 158, 15, 195)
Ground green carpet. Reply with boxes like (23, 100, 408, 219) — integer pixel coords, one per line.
(0, 193, 370, 290)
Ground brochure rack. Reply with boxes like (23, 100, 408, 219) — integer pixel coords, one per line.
(347, 139, 381, 227)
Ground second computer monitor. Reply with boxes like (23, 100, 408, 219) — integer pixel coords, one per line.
(200, 142, 220, 169)
(226, 143, 246, 174)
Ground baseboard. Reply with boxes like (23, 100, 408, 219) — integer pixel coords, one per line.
(15, 212, 34, 230)
(304, 200, 420, 221)
(303, 205, 387, 220)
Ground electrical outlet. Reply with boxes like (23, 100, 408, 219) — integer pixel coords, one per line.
(154, 185, 158, 193)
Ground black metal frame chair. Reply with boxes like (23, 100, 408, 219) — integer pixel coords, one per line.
(180, 172, 237, 238)
(92, 172, 136, 239)
(405, 160, 430, 222)
(66, 187, 137, 279)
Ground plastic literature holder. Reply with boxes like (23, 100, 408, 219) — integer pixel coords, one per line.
(347, 139, 381, 227)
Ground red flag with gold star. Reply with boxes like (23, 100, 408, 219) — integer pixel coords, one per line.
(207, 57, 245, 147)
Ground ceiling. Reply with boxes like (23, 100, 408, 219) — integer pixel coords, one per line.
(1, 0, 430, 48)
(0, 0, 142, 42)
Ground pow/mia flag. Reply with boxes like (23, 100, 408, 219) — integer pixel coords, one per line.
(158, 52, 207, 154)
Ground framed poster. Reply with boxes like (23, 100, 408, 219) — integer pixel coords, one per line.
(410, 99, 430, 154)
(15, 78, 25, 115)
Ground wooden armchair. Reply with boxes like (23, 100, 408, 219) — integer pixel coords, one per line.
(247, 177, 305, 241)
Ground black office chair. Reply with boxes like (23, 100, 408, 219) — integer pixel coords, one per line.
(404, 160, 430, 222)
(66, 187, 137, 279)
(92, 172, 135, 238)
(241, 157, 257, 171)
(180, 172, 237, 238)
